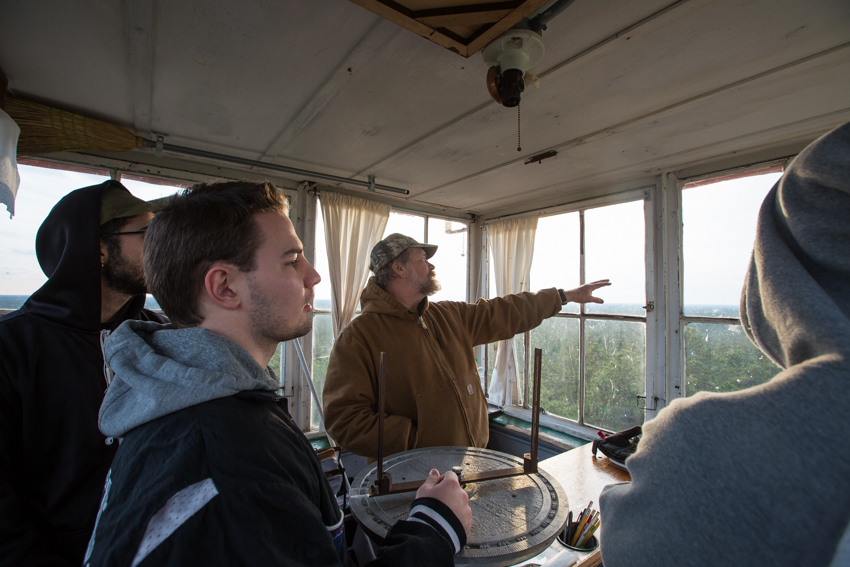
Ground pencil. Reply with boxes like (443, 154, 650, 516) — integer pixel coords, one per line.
(577, 517, 600, 548)
(563, 511, 572, 542)
(574, 511, 597, 546)
(570, 505, 593, 546)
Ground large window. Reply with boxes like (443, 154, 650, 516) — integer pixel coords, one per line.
(309, 205, 469, 430)
(0, 163, 110, 310)
(486, 199, 648, 434)
(0, 165, 186, 314)
(681, 168, 783, 395)
(482, 165, 788, 438)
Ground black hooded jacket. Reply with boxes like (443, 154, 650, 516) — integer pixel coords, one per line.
(0, 180, 166, 567)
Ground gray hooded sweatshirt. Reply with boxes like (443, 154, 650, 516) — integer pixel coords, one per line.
(99, 320, 281, 438)
(600, 121, 850, 567)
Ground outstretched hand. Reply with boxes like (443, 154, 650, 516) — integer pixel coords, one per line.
(415, 469, 472, 535)
(564, 279, 611, 304)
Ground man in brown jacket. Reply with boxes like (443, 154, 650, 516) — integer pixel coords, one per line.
(322, 233, 609, 460)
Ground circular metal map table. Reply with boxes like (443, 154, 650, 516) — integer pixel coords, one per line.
(351, 447, 569, 566)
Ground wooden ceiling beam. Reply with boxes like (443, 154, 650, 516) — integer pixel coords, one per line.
(347, 0, 551, 57)
(464, 0, 549, 55)
(415, 10, 511, 28)
(347, 0, 468, 55)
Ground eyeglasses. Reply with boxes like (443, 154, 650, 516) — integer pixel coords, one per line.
(102, 226, 149, 236)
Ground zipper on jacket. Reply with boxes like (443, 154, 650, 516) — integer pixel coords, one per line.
(418, 314, 445, 349)
(419, 312, 471, 444)
(99, 329, 118, 446)
(100, 330, 115, 392)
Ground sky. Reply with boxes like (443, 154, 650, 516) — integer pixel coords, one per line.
(2, 163, 780, 310)
(522, 170, 781, 312)
(0, 164, 182, 295)
(681, 172, 782, 308)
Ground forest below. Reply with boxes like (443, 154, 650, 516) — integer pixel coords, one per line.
(276, 303, 781, 433)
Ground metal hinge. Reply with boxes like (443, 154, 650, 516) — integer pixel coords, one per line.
(636, 394, 658, 411)
(642, 301, 655, 312)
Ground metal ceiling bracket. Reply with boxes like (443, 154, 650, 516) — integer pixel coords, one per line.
(367, 175, 376, 192)
(524, 150, 558, 165)
(140, 138, 409, 195)
(154, 134, 165, 158)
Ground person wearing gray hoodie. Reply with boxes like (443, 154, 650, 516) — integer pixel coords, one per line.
(83, 180, 471, 567)
(599, 122, 850, 566)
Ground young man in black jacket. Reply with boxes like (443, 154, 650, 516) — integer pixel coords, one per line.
(0, 181, 166, 566)
(85, 180, 471, 566)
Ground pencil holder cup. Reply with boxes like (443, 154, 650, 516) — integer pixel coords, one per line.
(557, 522, 599, 551)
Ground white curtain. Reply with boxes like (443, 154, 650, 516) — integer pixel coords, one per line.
(0, 108, 21, 218)
(487, 216, 538, 407)
(319, 191, 390, 338)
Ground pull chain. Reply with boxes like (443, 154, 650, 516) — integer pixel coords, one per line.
(517, 104, 522, 152)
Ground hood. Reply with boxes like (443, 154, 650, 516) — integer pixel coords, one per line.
(99, 319, 281, 437)
(360, 276, 429, 319)
(22, 179, 147, 331)
(741, 121, 850, 369)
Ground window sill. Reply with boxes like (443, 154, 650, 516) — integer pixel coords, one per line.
(490, 404, 600, 444)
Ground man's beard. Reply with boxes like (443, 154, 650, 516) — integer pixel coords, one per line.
(411, 269, 441, 296)
(248, 278, 313, 346)
(102, 241, 146, 296)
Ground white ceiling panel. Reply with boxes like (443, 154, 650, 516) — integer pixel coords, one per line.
(416, 49, 850, 211)
(1, 0, 848, 214)
(363, 0, 850, 197)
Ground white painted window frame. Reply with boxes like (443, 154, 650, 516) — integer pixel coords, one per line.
(493, 159, 790, 438)
(481, 187, 656, 440)
(673, 159, 789, 399)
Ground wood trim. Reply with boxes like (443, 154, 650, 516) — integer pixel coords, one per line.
(346, 0, 467, 55)
(415, 10, 511, 28)
(410, 2, 520, 18)
(346, 0, 551, 57)
(464, 0, 550, 54)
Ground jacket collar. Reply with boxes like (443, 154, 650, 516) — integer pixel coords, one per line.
(360, 276, 430, 319)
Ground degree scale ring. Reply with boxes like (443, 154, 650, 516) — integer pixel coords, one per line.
(351, 447, 570, 566)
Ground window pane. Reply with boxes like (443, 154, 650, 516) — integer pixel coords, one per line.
(427, 219, 468, 302)
(0, 164, 109, 305)
(516, 332, 525, 398)
(682, 171, 781, 317)
(118, 175, 185, 200)
(383, 211, 425, 242)
(531, 213, 580, 314)
(530, 318, 580, 421)
(487, 342, 495, 384)
(585, 200, 645, 316)
(311, 313, 334, 429)
(584, 320, 645, 431)
(684, 322, 781, 396)
(269, 344, 283, 382)
(313, 206, 332, 312)
(486, 332, 524, 402)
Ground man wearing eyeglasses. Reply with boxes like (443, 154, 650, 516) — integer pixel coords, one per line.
(0, 180, 166, 566)
(98, 186, 158, 327)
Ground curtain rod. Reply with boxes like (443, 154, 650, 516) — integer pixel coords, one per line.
(142, 139, 409, 195)
(480, 187, 650, 225)
(308, 187, 474, 223)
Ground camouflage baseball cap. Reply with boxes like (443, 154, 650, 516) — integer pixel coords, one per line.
(370, 233, 438, 273)
(99, 184, 162, 225)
